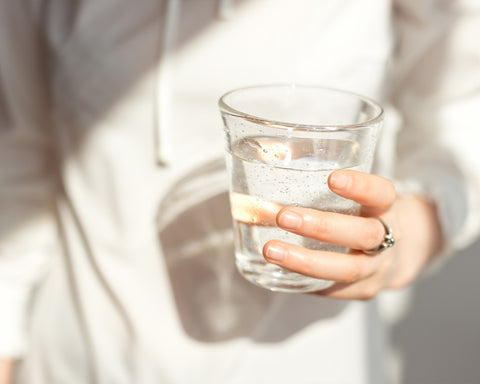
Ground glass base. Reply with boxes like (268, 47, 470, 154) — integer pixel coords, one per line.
(236, 259, 333, 293)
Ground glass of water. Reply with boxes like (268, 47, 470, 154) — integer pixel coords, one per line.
(219, 85, 383, 293)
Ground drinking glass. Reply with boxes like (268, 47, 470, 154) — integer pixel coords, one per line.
(219, 85, 383, 293)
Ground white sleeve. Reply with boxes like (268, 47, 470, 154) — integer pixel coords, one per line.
(0, 2, 57, 357)
(391, 0, 480, 253)
(0, 134, 57, 358)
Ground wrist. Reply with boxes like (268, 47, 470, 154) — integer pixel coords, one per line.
(394, 179, 446, 260)
(389, 194, 443, 287)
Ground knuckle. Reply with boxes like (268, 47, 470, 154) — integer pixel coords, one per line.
(383, 180, 397, 206)
(312, 215, 331, 238)
(362, 220, 383, 250)
(343, 261, 364, 283)
(388, 180, 397, 199)
(358, 284, 379, 300)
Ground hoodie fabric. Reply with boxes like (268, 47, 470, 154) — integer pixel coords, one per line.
(0, 0, 480, 383)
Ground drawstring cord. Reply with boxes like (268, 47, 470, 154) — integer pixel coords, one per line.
(153, 0, 234, 165)
(153, 0, 180, 165)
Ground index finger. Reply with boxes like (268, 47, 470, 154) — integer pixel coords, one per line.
(328, 170, 396, 216)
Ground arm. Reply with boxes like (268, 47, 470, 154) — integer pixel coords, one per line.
(261, 1, 480, 298)
(391, 0, 480, 252)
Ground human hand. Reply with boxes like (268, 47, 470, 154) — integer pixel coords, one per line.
(263, 169, 442, 300)
(0, 358, 13, 384)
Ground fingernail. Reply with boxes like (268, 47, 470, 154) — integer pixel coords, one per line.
(330, 172, 349, 190)
(278, 210, 302, 229)
(265, 244, 287, 262)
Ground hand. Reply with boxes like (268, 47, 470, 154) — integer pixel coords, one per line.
(0, 358, 13, 384)
(263, 169, 443, 300)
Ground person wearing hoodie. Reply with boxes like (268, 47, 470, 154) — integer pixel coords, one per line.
(0, 0, 479, 383)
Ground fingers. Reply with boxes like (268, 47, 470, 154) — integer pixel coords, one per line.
(260, 171, 397, 300)
(276, 207, 386, 252)
(230, 171, 395, 227)
(315, 250, 397, 300)
(328, 170, 396, 216)
(313, 279, 386, 301)
(263, 241, 378, 283)
(263, 240, 396, 300)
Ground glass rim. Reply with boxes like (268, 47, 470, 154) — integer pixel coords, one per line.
(218, 84, 384, 131)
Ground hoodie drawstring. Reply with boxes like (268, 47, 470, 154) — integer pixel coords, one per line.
(154, 0, 180, 166)
(153, 0, 234, 165)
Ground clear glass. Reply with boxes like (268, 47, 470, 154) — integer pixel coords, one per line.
(219, 85, 383, 293)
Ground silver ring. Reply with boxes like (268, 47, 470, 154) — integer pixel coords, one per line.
(364, 217, 395, 255)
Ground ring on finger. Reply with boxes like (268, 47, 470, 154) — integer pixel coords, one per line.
(364, 217, 395, 255)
